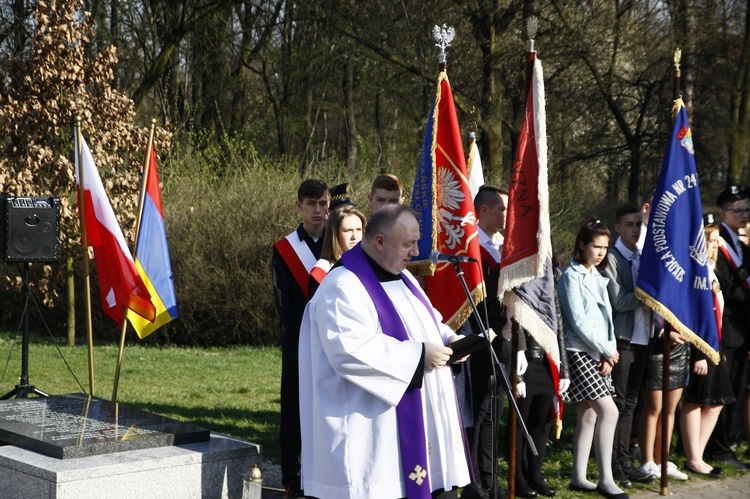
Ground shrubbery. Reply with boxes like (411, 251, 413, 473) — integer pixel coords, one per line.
(0, 127, 606, 347)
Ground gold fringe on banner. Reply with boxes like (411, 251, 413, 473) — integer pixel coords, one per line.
(635, 287, 720, 365)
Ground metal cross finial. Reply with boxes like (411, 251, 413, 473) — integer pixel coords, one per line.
(433, 24, 455, 64)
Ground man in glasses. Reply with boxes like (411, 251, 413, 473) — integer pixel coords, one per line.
(706, 184, 750, 469)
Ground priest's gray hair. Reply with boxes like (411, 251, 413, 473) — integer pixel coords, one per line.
(364, 204, 417, 242)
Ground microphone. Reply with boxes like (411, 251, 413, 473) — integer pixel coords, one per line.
(429, 251, 477, 264)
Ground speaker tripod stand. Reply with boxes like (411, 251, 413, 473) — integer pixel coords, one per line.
(1, 262, 49, 399)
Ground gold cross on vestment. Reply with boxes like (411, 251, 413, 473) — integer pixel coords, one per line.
(409, 465, 427, 485)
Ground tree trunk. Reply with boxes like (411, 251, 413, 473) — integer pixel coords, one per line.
(344, 57, 358, 171)
(478, 8, 505, 183)
(728, 2, 750, 185)
(110, 0, 121, 87)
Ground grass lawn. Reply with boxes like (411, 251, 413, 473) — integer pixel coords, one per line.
(0, 331, 282, 463)
(0, 330, 747, 497)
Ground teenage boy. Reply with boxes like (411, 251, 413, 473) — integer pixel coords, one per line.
(271, 178, 329, 497)
(368, 173, 404, 213)
(707, 184, 750, 469)
(467, 185, 510, 497)
(601, 204, 656, 486)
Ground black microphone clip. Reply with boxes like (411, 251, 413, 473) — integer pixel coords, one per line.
(429, 251, 477, 264)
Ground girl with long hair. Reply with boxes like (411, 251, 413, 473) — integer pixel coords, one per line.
(308, 204, 366, 296)
(557, 217, 626, 499)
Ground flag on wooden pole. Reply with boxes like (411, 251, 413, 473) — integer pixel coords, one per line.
(499, 56, 558, 363)
(409, 69, 484, 330)
(636, 100, 720, 364)
(75, 133, 155, 326)
(127, 143, 178, 338)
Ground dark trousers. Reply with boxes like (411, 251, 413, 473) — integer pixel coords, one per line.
(611, 341, 634, 467)
(280, 343, 302, 483)
(612, 342, 649, 467)
(468, 335, 510, 490)
(506, 360, 553, 492)
(707, 344, 749, 459)
(724, 344, 749, 443)
(469, 376, 506, 489)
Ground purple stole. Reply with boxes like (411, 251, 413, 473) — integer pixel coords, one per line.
(341, 244, 435, 499)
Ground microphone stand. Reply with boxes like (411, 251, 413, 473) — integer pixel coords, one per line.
(450, 261, 537, 499)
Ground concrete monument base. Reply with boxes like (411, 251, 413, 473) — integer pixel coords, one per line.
(0, 432, 261, 499)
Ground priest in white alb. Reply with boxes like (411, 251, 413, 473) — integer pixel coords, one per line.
(298, 204, 472, 499)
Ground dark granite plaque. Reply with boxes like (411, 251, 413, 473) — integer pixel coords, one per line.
(0, 393, 210, 459)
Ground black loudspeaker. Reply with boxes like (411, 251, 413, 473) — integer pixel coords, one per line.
(1, 196, 60, 263)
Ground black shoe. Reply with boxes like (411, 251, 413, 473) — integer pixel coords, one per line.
(595, 485, 629, 499)
(612, 467, 632, 488)
(622, 463, 656, 483)
(515, 484, 539, 499)
(568, 483, 597, 493)
(460, 483, 491, 499)
(530, 482, 557, 497)
(684, 463, 723, 478)
(284, 476, 305, 498)
(715, 456, 750, 470)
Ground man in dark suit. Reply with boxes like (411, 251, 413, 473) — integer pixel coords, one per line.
(707, 184, 750, 469)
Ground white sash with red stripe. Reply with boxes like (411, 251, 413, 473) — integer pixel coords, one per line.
(274, 232, 318, 299)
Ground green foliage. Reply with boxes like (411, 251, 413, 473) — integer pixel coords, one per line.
(139, 129, 412, 346)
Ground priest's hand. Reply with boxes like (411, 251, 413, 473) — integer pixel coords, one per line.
(424, 342, 452, 370)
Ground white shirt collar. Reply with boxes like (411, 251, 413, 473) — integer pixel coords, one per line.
(615, 237, 638, 260)
(478, 226, 502, 261)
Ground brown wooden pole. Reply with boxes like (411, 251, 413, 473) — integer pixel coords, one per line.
(75, 117, 96, 397)
(660, 323, 671, 495)
(112, 119, 157, 402)
(506, 37, 538, 499)
(660, 50, 681, 496)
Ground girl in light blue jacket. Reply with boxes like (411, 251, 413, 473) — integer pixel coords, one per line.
(557, 217, 626, 499)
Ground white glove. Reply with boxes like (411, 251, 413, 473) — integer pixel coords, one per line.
(516, 351, 528, 376)
(517, 382, 527, 399)
(558, 378, 570, 395)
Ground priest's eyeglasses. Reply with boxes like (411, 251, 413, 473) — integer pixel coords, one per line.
(724, 208, 750, 215)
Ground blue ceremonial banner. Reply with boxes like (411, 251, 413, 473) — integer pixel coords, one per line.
(636, 100, 720, 363)
(412, 101, 436, 264)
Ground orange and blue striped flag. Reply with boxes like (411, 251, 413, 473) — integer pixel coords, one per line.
(127, 144, 177, 338)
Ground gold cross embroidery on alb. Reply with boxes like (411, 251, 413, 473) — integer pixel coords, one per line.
(409, 465, 427, 485)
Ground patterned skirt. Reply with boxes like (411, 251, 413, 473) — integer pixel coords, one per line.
(565, 351, 615, 402)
